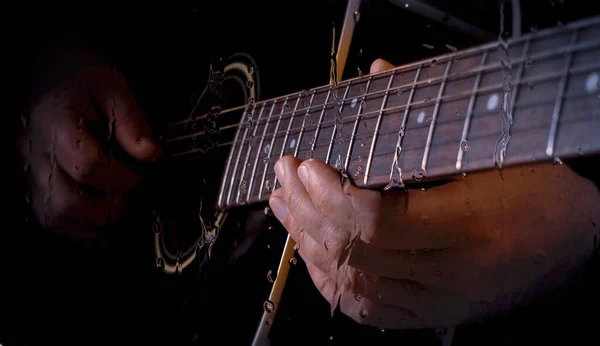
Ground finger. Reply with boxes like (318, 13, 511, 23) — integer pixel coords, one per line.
(50, 109, 143, 191)
(274, 156, 350, 258)
(271, 194, 340, 280)
(90, 66, 161, 161)
(306, 262, 336, 306)
(29, 154, 126, 239)
(347, 239, 489, 294)
(370, 58, 396, 74)
(296, 159, 356, 232)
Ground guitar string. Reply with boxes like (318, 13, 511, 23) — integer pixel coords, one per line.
(166, 34, 599, 130)
(168, 61, 600, 149)
(171, 91, 599, 174)
(210, 111, 599, 201)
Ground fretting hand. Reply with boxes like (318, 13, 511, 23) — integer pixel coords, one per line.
(268, 59, 600, 329)
(18, 49, 161, 240)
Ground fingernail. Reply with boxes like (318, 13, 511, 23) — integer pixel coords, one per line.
(298, 164, 309, 187)
(269, 197, 287, 223)
(274, 160, 285, 180)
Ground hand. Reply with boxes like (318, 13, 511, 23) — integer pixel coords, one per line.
(268, 59, 600, 329)
(18, 52, 160, 240)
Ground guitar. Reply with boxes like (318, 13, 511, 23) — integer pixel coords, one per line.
(155, 14, 600, 343)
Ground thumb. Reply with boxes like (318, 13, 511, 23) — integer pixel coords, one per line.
(91, 66, 161, 162)
(370, 58, 396, 74)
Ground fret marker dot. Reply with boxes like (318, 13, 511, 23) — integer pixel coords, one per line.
(487, 94, 499, 111)
(351, 98, 357, 108)
(585, 72, 599, 94)
(417, 111, 426, 124)
(289, 139, 296, 149)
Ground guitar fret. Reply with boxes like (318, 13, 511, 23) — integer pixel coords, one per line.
(344, 77, 373, 172)
(236, 103, 266, 203)
(273, 95, 303, 190)
(456, 51, 489, 170)
(310, 89, 333, 152)
(364, 73, 396, 185)
(218, 105, 250, 208)
(422, 59, 453, 172)
(259, 96, 290, 200)
(546, 31, 580, 157)
(326, 84, 352, 165)
(387, 66, 423, 182)
(225, 104, 256, 205)
(293, 92, 316, 157)
(247, 101, 277, 201)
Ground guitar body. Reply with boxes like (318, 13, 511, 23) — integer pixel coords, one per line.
(154, 52, 262, 275)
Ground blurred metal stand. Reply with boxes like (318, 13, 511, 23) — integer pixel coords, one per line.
(250, 1, 361, 345)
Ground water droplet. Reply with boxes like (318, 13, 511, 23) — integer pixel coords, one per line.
(265, 180, 272, 190)
(289, 257, 298, 265)
(263, 156, 271, 165)
(409, 249, 417, 257)
(531, 250, 548, 265)
(264, 206, 273, 216)
(445, 44, 458, 52)
(248, 96, 255, 105)
(329, 336, 334, 342)
(354, 293, 363, 301)
(307, 149, 315, 160)
(152, 221, 161, 234)
(353, 11, 360, 23)
(553, 156, 563, 165)
(455, 108, 462, 116)
(425, 97, 432, 103)
(304, 101, 311, 108)
(423, 43, 435, 49)
(357, 165, 362, 172)
(249, 135, 257, 147)
(525, 58, 533, 68)
(284, 103, 290, 109)
(398, 126, 405, 137)
(156, 257, 165, 269)
(421, 214, 430, 225)
(239, 181, 247, 194)
(267, 270, 274, 282)
(264, 300, 275, 313)
(430, 59, 438, 67)
(360, 100, 367, 108)
(358, 156, 363, 163)
(266, 319, 273, 325)
(293, 244, 300, 251)
(301, 89, 309, 97)
(359, 310, 368, 319)
(360, 140, 365, 147)
(246, 80, 254, 88)
(357, 270, 364, 278)
(412, 168, 426, 182)
(380, 329, 385, 333)
(304, 114, 312, 123)
(397, 88, 404, 95)
(460, 140, 470, 152)
(528, 81, 534, 91)
(462, 172, 467, 177)
(249, 66, 254, 74)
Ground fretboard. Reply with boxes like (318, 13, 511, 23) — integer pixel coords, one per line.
(172, 16, 600, 210)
